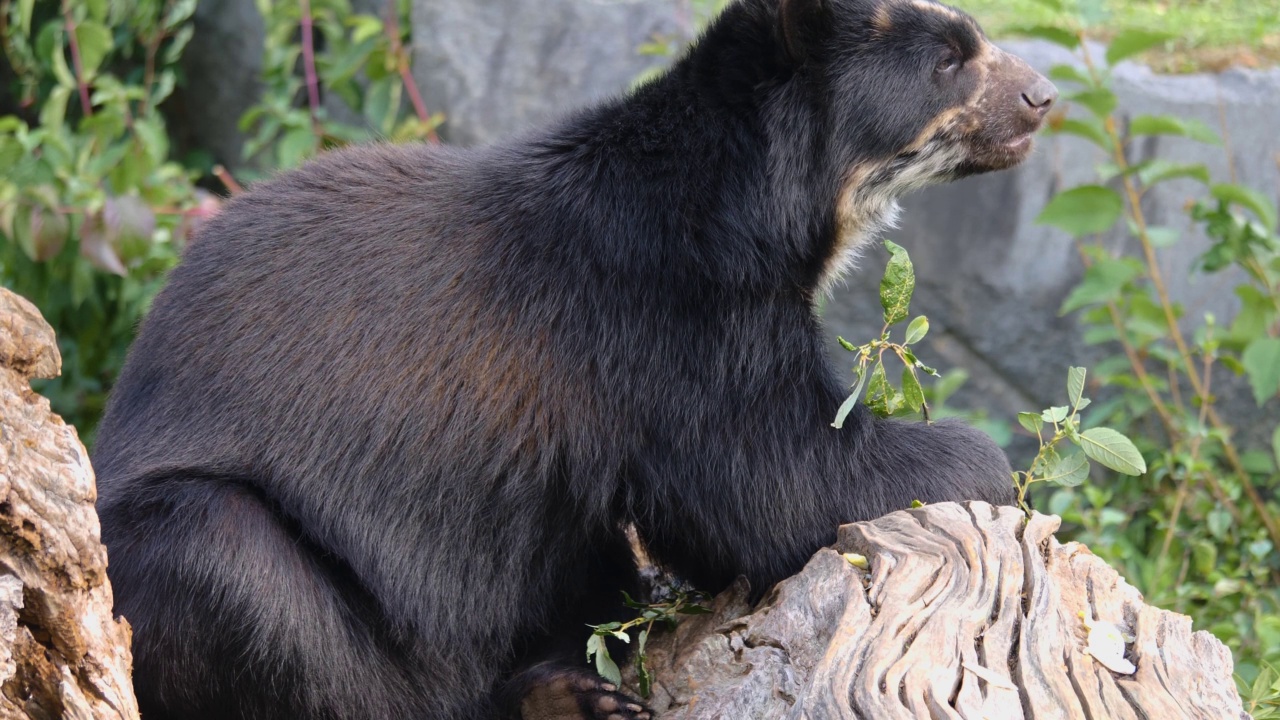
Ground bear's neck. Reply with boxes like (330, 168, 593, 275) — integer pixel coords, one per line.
(527, 1, 882, 301)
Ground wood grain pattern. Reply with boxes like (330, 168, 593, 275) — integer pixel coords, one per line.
(635, 502, 1247, 720)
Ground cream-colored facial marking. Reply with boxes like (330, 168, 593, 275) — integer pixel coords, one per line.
(910, 0, 961, 20)
(816, 33, 1004, 296)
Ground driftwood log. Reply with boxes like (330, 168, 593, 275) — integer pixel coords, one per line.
(632, 502, 1248, 720)
(0, 288, 138, 719)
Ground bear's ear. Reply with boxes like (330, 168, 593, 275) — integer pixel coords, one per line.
(779, 0, 829, 64)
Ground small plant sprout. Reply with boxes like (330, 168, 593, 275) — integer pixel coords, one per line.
(1013, 366, 1147, 513)
(584, 589, 710, 698)
(833, 240, 939, 428)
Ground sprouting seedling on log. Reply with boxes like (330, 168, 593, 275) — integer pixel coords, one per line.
(1013, 366, 1147, 514)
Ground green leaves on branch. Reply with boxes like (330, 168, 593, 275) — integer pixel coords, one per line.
(833, 242, 935, 427)
(585, 590, 709, 698)
(1013, 367, 1146, 513)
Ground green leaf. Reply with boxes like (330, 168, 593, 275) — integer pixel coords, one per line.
(1079, 427, 1147, 475)
(49, 28, 77, 88)
(1105, 29, 1174, 65)
(1206, 506, 1231, 540)
(589, 637, 622, 685)
(1128, 115, 1219, 145)
(1064, 88, 1117, 118)
(1142, 225, 1180, 247)
(278, 127, 317, 169)
(865, 362, 892, 416)
(363, 77, 396, 134)
(1242, 337, 1280, 405)
(1051, 117, 1110, 149)
(1067, 366, 1086, 408)
(837, 336, 856, 352)
(1036, 185, 1123, 237)
(904, 316, 929, 345)
(832, 365, 868, 429)
(1015, 25, 1079, 49)
(1136, 160, 1211, 187)
(1040, 446, 1090, 487)
(1042, 406, 1069, 423)
(901, 367, 924, 413)
(1060, 257, 1143, 314)
(40, 85, 71, 131)
(879, 240, 914, 325)
(1212, 183, 1278, 232)
(1018, 411, 1044, 435)
(73, 20, 113, 80)
(1048, 64, 1093, 87)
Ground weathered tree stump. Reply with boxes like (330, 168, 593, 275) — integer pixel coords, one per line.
(0, 288, 138, 719)
(633, 502, 1248, 720)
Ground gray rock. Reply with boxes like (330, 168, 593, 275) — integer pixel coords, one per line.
(821, 40, 1280, 454)
(410, 0, 681, 146)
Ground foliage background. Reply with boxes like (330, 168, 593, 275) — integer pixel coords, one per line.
(1, 0, 1277, 712)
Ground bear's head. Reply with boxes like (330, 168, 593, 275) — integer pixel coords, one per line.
(777, 0, 1056, 182)
(768, 0, 1057, 288)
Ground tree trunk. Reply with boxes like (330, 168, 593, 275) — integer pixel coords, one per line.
(0, 288, 139, 720)
(632, 502, 1248, 720)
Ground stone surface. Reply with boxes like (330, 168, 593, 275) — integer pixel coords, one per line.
(409, 0, 681, 146)
(0, 288, 138, 720)
(821, 41, 1280, 453)
(632, 502, 1247, 719)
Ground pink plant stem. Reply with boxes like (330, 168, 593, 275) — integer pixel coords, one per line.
(299, 0, 322, 132)
(61, 0, 93, 117)
(385, 0, 439, 143)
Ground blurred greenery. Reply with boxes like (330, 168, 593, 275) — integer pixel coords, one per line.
(0, 0, 434, 442)
(951, 0, 1279, 71)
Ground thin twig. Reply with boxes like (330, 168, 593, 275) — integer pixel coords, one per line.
(299, 0, 322, 132)
(212, 165, 244, 195)
(61, 0, 93, 117)
(384, 0, 439, 142)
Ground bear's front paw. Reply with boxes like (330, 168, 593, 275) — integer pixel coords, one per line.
(520, 667, 652, 720)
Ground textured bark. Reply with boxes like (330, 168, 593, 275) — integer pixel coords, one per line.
(0, 288, 138, 720)
(633, 502, 1247, 720)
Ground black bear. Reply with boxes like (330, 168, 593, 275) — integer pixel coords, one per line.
(92, 0, 1055, 717)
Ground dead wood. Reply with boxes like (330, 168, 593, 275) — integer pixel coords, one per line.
(633, 502, 1247, 720)
(0, 288, 138, 720)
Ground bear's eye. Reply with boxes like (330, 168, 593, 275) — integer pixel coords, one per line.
(935, 52, 961, 74)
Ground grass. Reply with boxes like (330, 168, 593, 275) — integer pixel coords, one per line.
(950, 0, 1280, 72)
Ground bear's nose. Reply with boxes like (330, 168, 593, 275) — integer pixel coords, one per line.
(1021, 77, 1058, 117)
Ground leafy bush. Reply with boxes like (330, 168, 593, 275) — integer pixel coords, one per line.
(0, 0, 204, 442)
(1021, 2, 1280, 695)
(0, 0, 433, 441)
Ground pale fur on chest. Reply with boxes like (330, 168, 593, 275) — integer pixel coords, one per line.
(819, 138, 965, 297)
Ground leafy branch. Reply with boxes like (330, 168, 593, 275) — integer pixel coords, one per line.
(585, 590, 710, 698)
(1013, 367, 1146, 513)
(832, 240, 938, 427)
